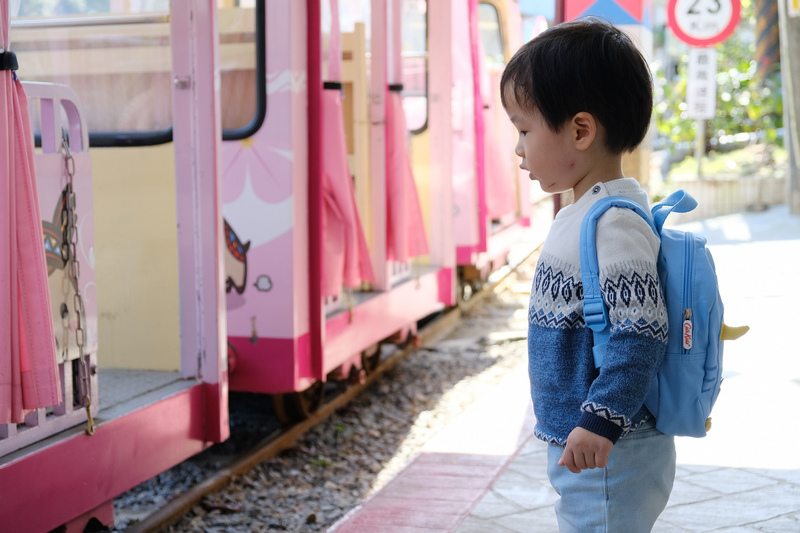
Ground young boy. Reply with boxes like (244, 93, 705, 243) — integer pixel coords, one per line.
(501, 19, 675, 532)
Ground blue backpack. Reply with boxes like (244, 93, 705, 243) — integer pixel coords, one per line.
(580, 190, 748, 438)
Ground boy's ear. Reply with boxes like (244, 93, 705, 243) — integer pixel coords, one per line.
(570, 112, 597, 151)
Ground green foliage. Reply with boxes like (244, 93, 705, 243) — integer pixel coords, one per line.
(654, 0, 783, 148)
(655, 65, 693, 145)
(670, 144, 787, 177)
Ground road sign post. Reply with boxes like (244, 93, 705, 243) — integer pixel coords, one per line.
(686, 47, 718, 120)
(668, 0, 741, 179)
(686, 48, 718, 179)
(668, 0, 741, 47)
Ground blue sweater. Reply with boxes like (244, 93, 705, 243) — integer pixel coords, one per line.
(529, 179, 668, 445)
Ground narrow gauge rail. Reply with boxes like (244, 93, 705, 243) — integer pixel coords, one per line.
(122, 247, 540, 533)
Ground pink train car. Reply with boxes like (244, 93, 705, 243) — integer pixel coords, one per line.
(0, 1, 550, 530)
(225, 0, 542, 419)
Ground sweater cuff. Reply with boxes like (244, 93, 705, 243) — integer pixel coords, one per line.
(577, 412, 624, 444)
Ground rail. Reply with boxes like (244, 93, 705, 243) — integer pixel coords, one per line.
(10, 12, 170, 29)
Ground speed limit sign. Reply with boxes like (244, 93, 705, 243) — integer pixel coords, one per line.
(668, 0, 741, 47)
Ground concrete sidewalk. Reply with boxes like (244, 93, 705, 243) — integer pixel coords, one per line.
(460, 205, 800, 533)
(331, 205, 800, 533)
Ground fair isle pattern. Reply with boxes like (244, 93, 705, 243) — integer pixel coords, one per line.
(601, 263, 669, 342)
(581, 400, 631, 432)
(529, 255, 584, 330)
(534, 426, 567, 446)
(631, 414, 652, 431)
(533, 413, 653, 446)
(525, 179, 667, 446)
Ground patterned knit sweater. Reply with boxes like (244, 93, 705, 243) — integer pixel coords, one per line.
(528, 178, 668, 446)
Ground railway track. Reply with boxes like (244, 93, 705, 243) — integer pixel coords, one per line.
(125, 247, 540, 533)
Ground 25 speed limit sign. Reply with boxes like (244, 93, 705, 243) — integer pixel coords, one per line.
(668, 0, 741, 47)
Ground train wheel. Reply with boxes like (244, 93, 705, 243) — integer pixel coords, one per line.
(456, 276, 473, 305)
(285, 380, 326, 422)
(470, 279, 484, 295)
(271, 394, 292, 426)
(349, 365, 367, 385)
(361, 344, 381, 375)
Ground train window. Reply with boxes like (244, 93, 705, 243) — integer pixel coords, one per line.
(401, 0, 427, 134)
(324, 0, 372, 78)
(10, 2, 173, 146)
(9, 1, 265, 146)
(338, 0, 371, 41)
(220, 0, 265, 141)
(479, 3, 505, 68)
(337, 0, 372, 81)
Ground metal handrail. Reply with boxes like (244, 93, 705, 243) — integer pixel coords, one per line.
(10, 12, 169, 29)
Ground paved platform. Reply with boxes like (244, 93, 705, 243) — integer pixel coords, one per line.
(329, 205, 800, 533)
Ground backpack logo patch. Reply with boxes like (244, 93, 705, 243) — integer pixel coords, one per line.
(683, 309, 693, 350)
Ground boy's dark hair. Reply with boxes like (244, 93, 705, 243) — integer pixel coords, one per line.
(500, 18, 653, 154)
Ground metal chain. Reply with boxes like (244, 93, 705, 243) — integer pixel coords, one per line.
(61, 131, 95, 436)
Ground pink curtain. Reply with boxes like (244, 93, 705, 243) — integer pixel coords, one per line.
(483, 93, 517, 219)
(1, 0, 61, 424)
(385, 91, 428, 262)
(321, 0, 375, 297)
(478, 44, 517, 219)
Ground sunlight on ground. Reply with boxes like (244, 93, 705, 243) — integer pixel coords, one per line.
(677, 212, 753, 242)
(422, 366, 531, 457)
(675, 207, 800, 471)
(706, 214, 752, 241)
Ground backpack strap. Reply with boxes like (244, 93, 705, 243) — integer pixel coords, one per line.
(580, 196, 659, 367)
(651, 189, 697, 233)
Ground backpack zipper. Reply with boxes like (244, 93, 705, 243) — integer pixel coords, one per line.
(683, 234, 693, 352)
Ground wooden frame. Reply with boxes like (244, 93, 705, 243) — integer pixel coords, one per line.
(341, 22, 372, 251)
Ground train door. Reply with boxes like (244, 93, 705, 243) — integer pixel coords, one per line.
(1, 2, 228, 530)
(396, 0, 461, 305)
(6, 2, 231, 401)
(397, 0, 457, 290)
(223, 0, 315, 400)
(478, 0, 527, 224)
(450, 0, 534, 280)
(449, 1, 482, 265)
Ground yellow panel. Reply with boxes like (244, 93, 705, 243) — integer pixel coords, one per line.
(410, 128, 432, 265)
(343, 81, 356, 155)
(91, 144, 180, 371)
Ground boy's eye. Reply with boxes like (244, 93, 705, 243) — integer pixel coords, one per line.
(519, 131, 527, 136)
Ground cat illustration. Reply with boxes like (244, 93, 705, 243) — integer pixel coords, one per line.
(224, 218, 251, 294)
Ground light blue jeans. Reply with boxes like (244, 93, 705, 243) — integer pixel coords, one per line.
(547, 418, 676, 532)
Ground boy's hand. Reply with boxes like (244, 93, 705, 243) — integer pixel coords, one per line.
(558, 427, 613, 473)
